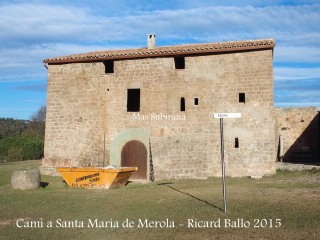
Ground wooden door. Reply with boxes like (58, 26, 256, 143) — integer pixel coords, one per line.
(121, 140, 147, 180)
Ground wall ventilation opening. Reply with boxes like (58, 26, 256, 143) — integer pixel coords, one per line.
(127, 89, 140, 112)
(235, 138, 239, 148)
(174, 57, 185, 69)
(239, 93, 245, 103)
(104, 60, 114, 73)
(180, 97, 185, 111)
(194, 98, 199, 106)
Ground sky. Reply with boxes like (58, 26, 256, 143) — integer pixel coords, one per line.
(0, 0, 319, 120)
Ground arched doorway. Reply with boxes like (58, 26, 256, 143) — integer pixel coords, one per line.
(121, 140, 147, 180)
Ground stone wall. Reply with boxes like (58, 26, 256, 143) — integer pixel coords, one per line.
(41, 49, 276, 179)
(276, 107, 320, 163)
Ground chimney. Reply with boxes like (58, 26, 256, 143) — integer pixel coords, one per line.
(147, 34, 156, 49)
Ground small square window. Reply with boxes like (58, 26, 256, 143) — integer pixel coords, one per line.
(174, 57, 185, 69)
(194, 98, 199, 106)
(104, 60, 114, 73)
(239, 93, 245, 103)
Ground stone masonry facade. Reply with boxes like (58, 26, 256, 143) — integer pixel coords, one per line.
(41, 38, 276, 179)
(276, 107, 319, 163)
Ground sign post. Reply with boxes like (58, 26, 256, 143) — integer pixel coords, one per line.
(214, 113, 241, 213)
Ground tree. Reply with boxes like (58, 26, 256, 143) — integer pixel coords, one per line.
(0, 106, 47, 162)
(0, 118, 28, 139)
(31, 105, 46, 123)
(23, 106, 46, 140)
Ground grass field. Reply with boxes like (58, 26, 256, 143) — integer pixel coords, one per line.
(0, 161, 319, 240)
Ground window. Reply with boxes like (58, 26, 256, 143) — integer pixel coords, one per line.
(194, 98, 199, 106)
(235, 138, 239, 148)
(127, 89, 140, 112)
(104, 60, 114, 73)
(180, 97, 185, 111)
(174, 57, 185, 69)
(239, 93, 245, 103)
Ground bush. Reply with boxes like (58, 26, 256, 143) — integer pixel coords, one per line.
(0, 137, 44, 161)
(7, 147, 23, 162)
(20, 137, 44, 160)
(0, 137, 15, 160)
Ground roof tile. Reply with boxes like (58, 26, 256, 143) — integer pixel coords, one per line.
(44, 38, 275, 64)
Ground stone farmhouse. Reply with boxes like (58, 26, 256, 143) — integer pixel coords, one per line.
(41, 35, 277, 180)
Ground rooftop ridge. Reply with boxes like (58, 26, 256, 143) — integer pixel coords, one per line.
(44, 38, 275, 64)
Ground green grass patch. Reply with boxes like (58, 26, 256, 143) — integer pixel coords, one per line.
(0, 161, 319, 239)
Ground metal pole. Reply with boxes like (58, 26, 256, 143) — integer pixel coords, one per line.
(149, 138, 154, 182)
(220, 118, 227, 213)
(103, 133, 106, 168)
